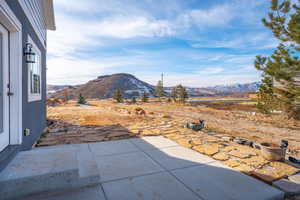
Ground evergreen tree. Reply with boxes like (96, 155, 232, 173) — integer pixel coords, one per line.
(155, 80, 164, 100)
(176, 84, 189, 103)
(113, 89, 123, 103)
(77, 93, 86, 104)
(141, 92, 149, 103)
(131, 96, 137, 104)
(171, 87, 177, 102)
(256, 77, 279, 113)
(255, 0, 300, 119)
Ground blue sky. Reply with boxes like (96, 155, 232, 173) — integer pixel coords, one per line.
(47, 0, 278, 87)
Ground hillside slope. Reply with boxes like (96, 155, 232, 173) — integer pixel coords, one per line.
(50, 73, 155, 99)
(49, 73, 260, 99)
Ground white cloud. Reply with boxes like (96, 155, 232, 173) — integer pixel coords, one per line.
(191, 32, 279, 50)
(48, 14, 175, 58)
(180, 4, 235, 28)
(47, 0, 267, 87)
(94, 17, 174, 38)
(47, 54, 152, 85)
(197, 67, 225, 75)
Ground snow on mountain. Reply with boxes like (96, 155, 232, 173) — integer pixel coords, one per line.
(49, 74, 260, 99)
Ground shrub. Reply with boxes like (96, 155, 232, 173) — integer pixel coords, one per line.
(131, 96, 137, 104)
(77, 93, 86, 104)
(142, 92, 149, 102)
(113, 89, 123, 103)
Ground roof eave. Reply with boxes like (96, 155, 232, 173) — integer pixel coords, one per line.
(43, 0, 56, 31)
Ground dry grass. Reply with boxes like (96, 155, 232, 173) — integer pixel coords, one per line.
(47, 99, 300, 157)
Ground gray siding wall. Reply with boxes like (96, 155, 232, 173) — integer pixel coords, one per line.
(18, 0, 47, 45)
(5, 0, 47, 150)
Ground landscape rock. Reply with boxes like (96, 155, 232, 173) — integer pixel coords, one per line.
(223, 160, 241, 168)
(212, 152, 230, 161)
(175, 138, 192, 148)
(252, 162, 299, 183)
(233, 163, 253, 174)
(228, 149, 255, 159)
(223, 146, 235, 153)
(242, 156, 269, 169)
(202, 144, 220, 156)
(270, 162, 300, 177)
(192, 145, 205, 154)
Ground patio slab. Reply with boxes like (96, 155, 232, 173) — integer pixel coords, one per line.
(23, 186, 106, 200)
(95, 151, 164, 182)
(130, 136, 179, 151)
(171, 164, 284, 200)
(103, 171, 201, 200)
(0, 148, 79, 200)
(75, 147, 100, 187)
(0, 136, 284, 200)
(145, 145, 215, 170)
(89, 139, 139, 156)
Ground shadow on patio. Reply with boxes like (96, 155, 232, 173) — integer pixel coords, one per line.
(0, 124, 285, 200)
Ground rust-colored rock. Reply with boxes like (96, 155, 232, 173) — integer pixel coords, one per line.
(270, 162, 300, 177)
(176, 138, 192, 148)
(252, 162, 299, 183)
(224, 160, 241, 168)
(228, 149, 256, 159)
(223, 146, 235, 153)
(165, 133, 184, 140)
(213, 152, 230, 161)
(242, 156, 269, 169)
(193, 145, 206, 154)
(203, 144, 220, 156)
(191, 138, 203, 145)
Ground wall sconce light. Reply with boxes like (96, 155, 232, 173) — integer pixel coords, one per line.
(24, 43, 36, 64)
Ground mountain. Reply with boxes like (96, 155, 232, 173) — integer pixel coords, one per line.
(47, 85, 73, 94)
(49, 73, 155, 99)
(205, 82, 260, 95)
(48, 73, 260, 99)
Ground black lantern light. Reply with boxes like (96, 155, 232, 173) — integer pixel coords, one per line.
(24, 43, 36, 63)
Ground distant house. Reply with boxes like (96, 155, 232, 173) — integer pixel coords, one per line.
(0, 0, 55, 171)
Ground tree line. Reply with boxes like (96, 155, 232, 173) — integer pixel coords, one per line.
(111, 81, 189, 103)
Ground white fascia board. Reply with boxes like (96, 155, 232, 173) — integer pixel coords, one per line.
(42, 0, 56, 31)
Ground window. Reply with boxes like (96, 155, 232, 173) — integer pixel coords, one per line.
(28, 36, 42, 102)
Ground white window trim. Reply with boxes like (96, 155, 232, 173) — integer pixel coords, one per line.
(0, 1, 23, 145)
(28, 35, 42, 102)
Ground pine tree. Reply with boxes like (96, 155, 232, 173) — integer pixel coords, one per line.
(256, 77, 279, 113)
(131, 96, 137, 104)
(141, 92, 149, 103)
(155, 80, 164, 100)
(171, 87, 177, 102)
(113, 89, 123, 103)
(255, 0, 300, 119)
(176, 84, 189, 103)
(77, 93, 86, 104)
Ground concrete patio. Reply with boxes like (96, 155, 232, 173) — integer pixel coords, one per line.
(0, 136, 284, 200)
